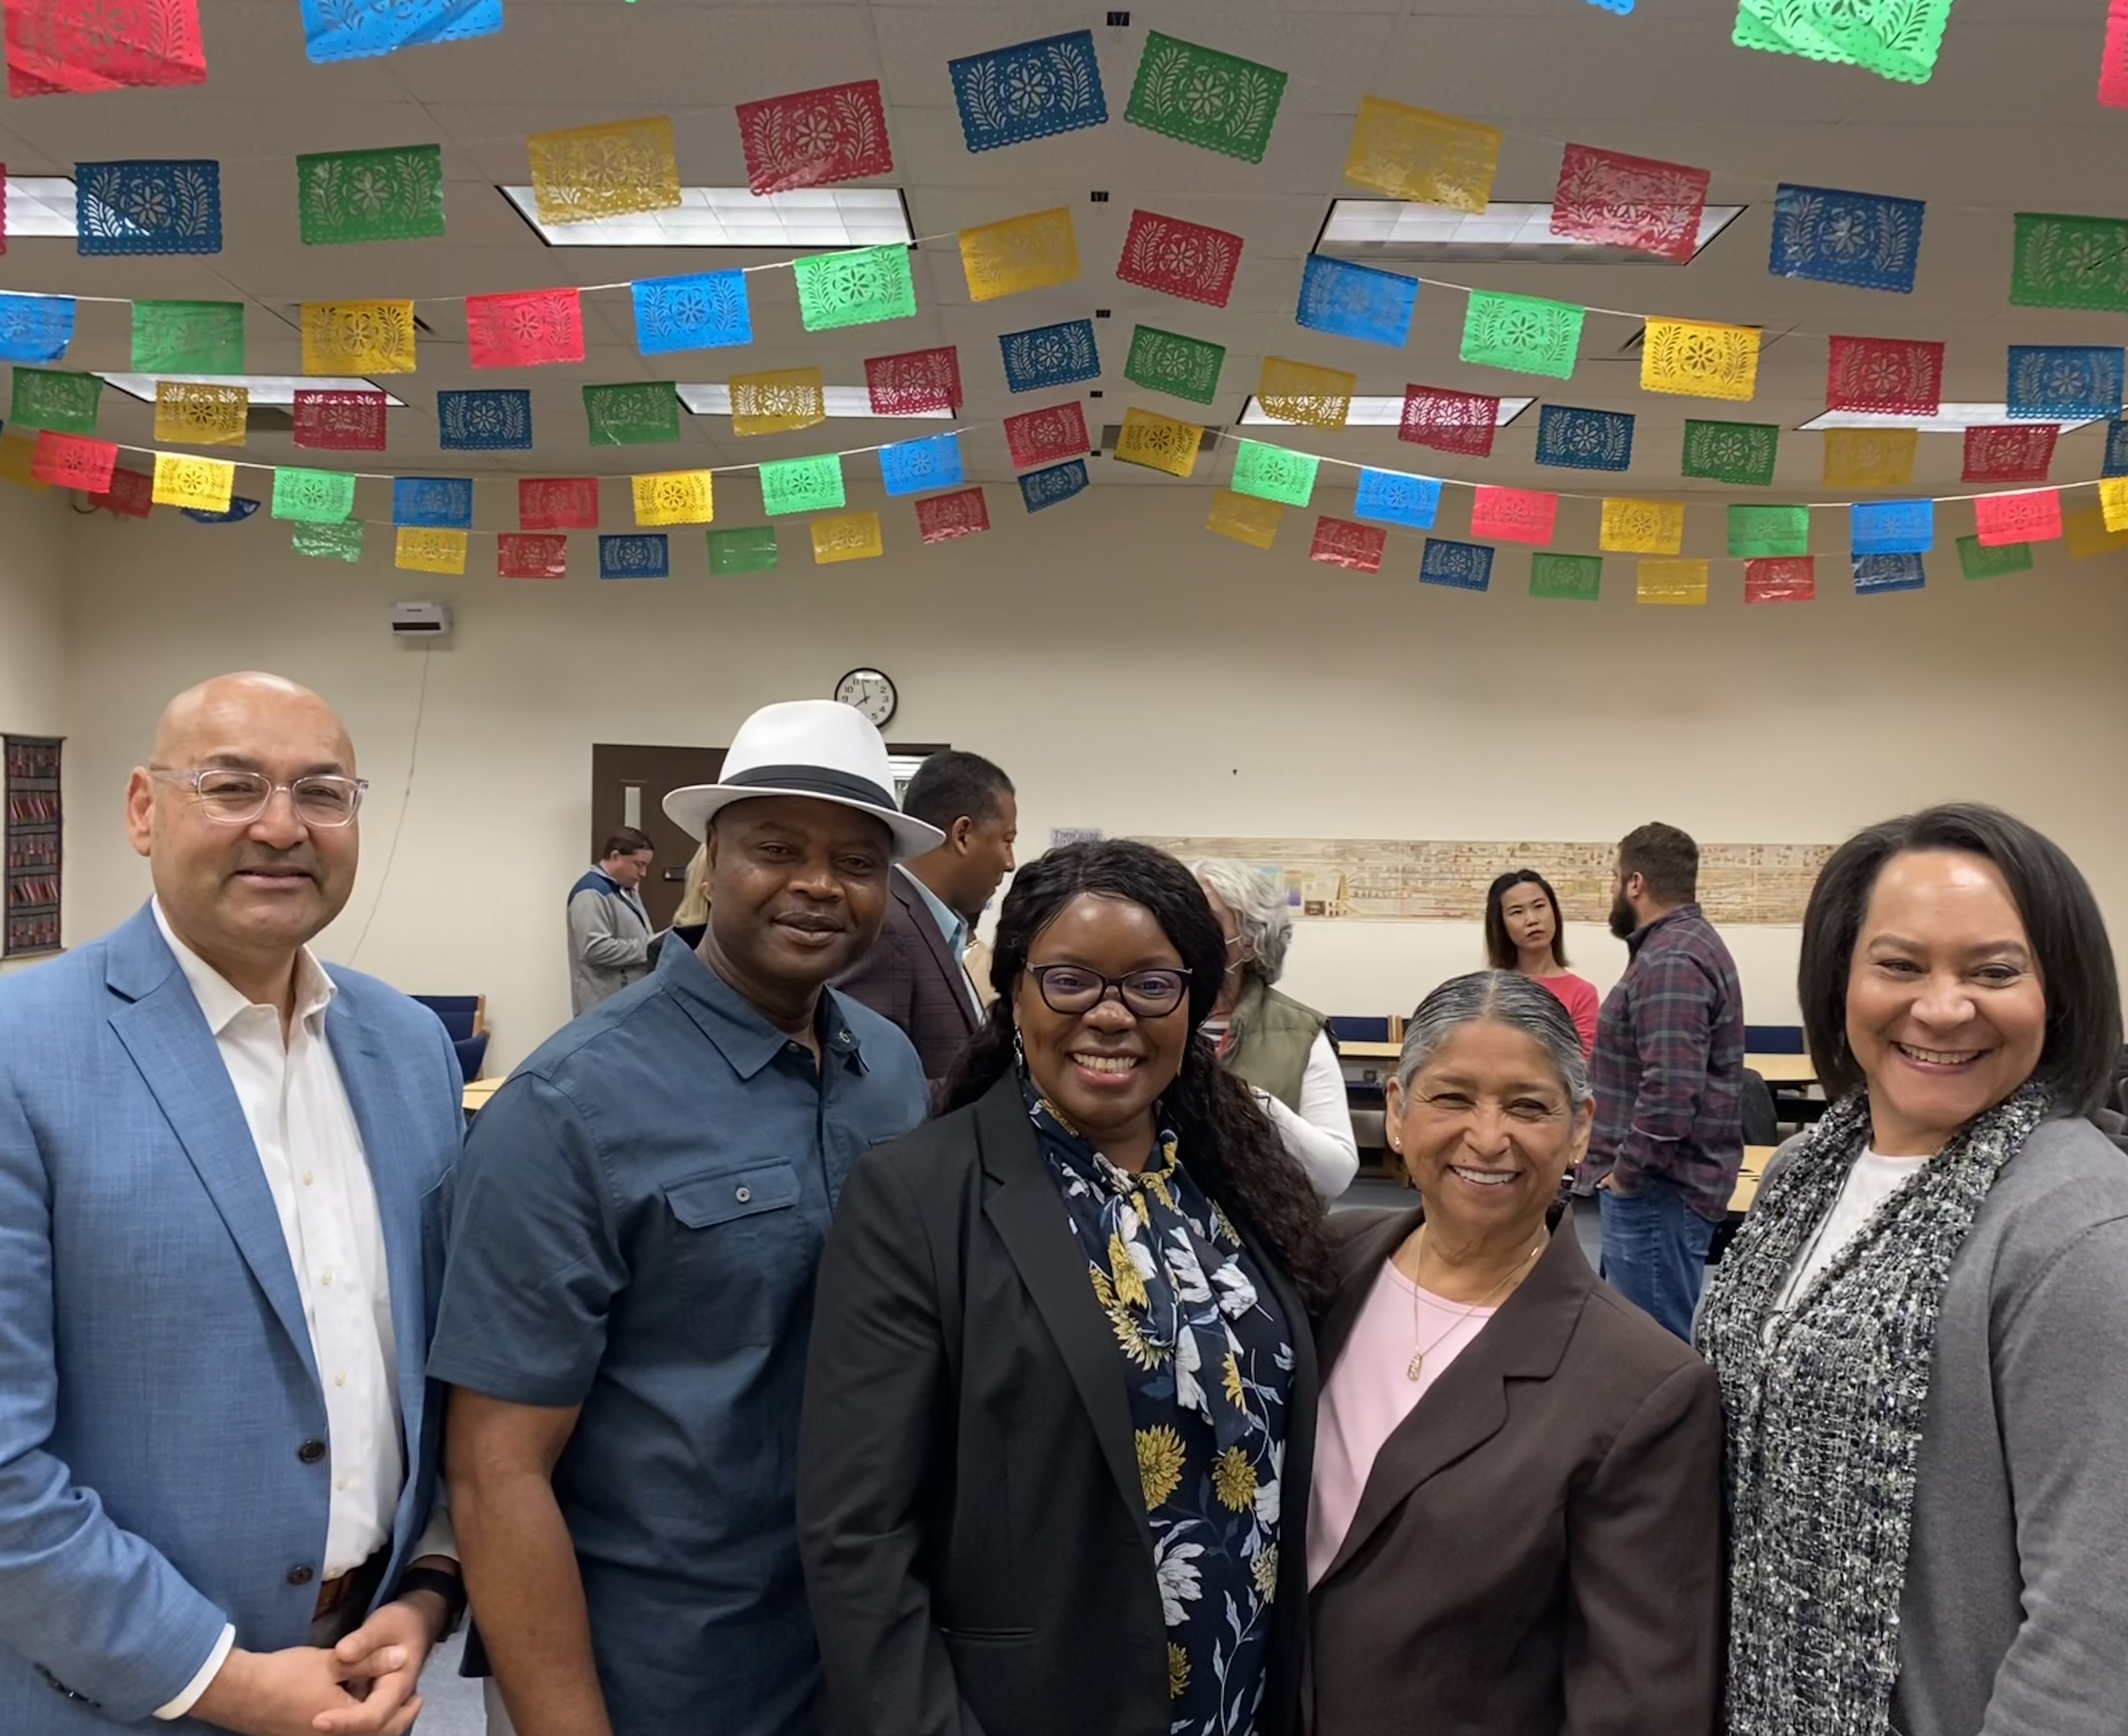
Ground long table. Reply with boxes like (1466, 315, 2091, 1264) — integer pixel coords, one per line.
(1731, 1145, 1778, 1213)
(462, 1077, 503, 1115)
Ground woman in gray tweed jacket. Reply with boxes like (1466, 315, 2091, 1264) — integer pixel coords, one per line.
(1698, 803, 2128, 1736)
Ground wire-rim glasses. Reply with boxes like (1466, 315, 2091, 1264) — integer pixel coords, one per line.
(150, 768, 369, 828)
(1026, 963, 1193, 1018)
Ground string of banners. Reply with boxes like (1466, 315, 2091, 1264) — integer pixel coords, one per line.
(9, 398, 2128, 601)
(9, 5, 2128, 420)
(9, 179, 2128, 545)
(0, 0, 2120, 100)
(9, 145, 2128, 466)
(10, 24, 2128, 451)
(5, 11, 2128, 595)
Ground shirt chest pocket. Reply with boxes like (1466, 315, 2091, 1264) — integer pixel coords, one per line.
(659, 1161, 811, 1350)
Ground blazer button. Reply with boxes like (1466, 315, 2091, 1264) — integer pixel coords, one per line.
(287, 1566, 315, 1587)
(298, 1439, 327, 1464)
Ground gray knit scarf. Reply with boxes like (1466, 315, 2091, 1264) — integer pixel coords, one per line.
(1694, 1080, 2050, 1736)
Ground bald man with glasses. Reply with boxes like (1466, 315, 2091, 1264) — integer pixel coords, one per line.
(0, 673, 467, 1735)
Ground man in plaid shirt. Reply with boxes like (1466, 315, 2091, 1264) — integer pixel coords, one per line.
(1581, 822, 1746, 1340)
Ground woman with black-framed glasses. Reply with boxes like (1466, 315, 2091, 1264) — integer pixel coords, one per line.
(799, 839, 1330, 1736)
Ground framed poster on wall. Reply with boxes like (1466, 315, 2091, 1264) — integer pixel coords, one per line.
(3, 735, 63, 956)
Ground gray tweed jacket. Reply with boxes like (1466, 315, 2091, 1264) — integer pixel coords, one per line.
(1756, 1115, 2128, 1736)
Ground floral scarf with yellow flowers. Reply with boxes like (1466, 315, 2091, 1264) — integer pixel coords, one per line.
(1023, 1074, 1293, 1735)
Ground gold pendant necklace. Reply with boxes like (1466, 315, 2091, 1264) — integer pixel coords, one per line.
(1405, 1225, 1546, 1381)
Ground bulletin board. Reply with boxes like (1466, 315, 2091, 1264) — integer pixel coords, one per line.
(1132, 836, 1831, 926)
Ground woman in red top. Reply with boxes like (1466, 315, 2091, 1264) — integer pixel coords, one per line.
(1485, 870, 1600, 1055)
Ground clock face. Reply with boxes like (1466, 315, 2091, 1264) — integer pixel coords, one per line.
(834, 667, 897, 727)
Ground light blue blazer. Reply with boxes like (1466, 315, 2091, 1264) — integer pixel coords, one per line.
(0, 904, 464, 1731)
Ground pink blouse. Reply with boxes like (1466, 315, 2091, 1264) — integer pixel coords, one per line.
(1307, 1257, 1497, 1587)
(1537, 971, 1601, 1057)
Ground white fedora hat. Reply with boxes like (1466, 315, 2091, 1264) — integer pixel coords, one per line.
(662, 700, 943, 860)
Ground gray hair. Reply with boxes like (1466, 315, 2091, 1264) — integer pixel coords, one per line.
(1396, 970, 1593, 1105)
(1191, 859, 1294, 986)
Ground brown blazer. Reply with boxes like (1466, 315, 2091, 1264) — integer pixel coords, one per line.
(834, 869, 982, 1086)
(1307, 1207, 1723, 1736)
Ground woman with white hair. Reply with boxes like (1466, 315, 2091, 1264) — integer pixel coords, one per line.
(1195, 859, 1359, 1198)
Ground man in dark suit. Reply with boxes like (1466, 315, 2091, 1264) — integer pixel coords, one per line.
(836, 750, 1016, 1083)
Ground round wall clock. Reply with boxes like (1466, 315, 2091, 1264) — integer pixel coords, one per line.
(834, 667, 897, 727)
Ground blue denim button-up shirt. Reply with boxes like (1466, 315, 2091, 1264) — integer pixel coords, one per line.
(431, 940, 926, 1736)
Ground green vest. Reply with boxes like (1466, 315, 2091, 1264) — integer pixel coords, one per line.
(1222, 979, 1329, 1113)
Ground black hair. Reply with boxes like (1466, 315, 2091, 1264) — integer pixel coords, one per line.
(1799, 802, 2122, 1115)
(940, 839, 1332, 1305)
(1617, 822, 1700, 906)
(903, 751, 1013, 833)
(601, 827, 654, 859)
(1484, 870, 1570, 971)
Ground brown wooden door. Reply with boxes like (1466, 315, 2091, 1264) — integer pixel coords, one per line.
(589, 744, 723, 932)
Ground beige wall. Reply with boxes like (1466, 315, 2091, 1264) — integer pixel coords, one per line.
(50, 479, 2128, 1068)
(0, 485, 72, 977)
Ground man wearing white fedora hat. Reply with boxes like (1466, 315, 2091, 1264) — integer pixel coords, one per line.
(431, 701, 936, 1736)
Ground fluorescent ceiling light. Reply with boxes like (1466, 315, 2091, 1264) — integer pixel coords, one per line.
(502, 185, 914, 249)
(1239, 394, 1533, 428)
(1798, 403, 2103, 434)
(677, 383, 950, 420)
(3, 176, 78, 238)
(96, 373, 409, 408)
(1317, 199, 1743, 264)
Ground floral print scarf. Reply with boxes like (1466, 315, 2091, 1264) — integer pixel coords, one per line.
(1023, 1074, 1293, 1735)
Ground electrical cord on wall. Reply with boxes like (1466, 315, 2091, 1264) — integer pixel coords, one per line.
(348, 649, 432, 967)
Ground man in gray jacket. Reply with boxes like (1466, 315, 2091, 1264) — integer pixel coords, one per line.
(566, 828, 655, 1016)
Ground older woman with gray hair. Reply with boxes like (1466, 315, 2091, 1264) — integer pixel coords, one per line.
(1194, 859, 1358, 1197)
(1307, 971, 1722, 1736)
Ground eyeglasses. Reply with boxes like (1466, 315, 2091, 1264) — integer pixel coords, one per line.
(151, 768, 369, 828)
(1026, 963, 1192, 1018)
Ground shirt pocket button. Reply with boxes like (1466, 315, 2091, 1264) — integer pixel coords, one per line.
(735, 1187, 752, 1204)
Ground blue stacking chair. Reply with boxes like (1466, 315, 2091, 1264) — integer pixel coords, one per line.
(1743, 1025, 1820, 1128)
(412, 994, 489, 1086)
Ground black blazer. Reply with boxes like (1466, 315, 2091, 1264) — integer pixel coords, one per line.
(799, 1072, 1320, 1736)
(1307, 1207, 1723, 1736)
(834, 871, 982, 1086)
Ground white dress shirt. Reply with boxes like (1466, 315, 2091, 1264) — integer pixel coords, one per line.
(150, 902, 447, 1717)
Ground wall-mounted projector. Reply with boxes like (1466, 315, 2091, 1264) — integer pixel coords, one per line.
(389, 601, 452, 642)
